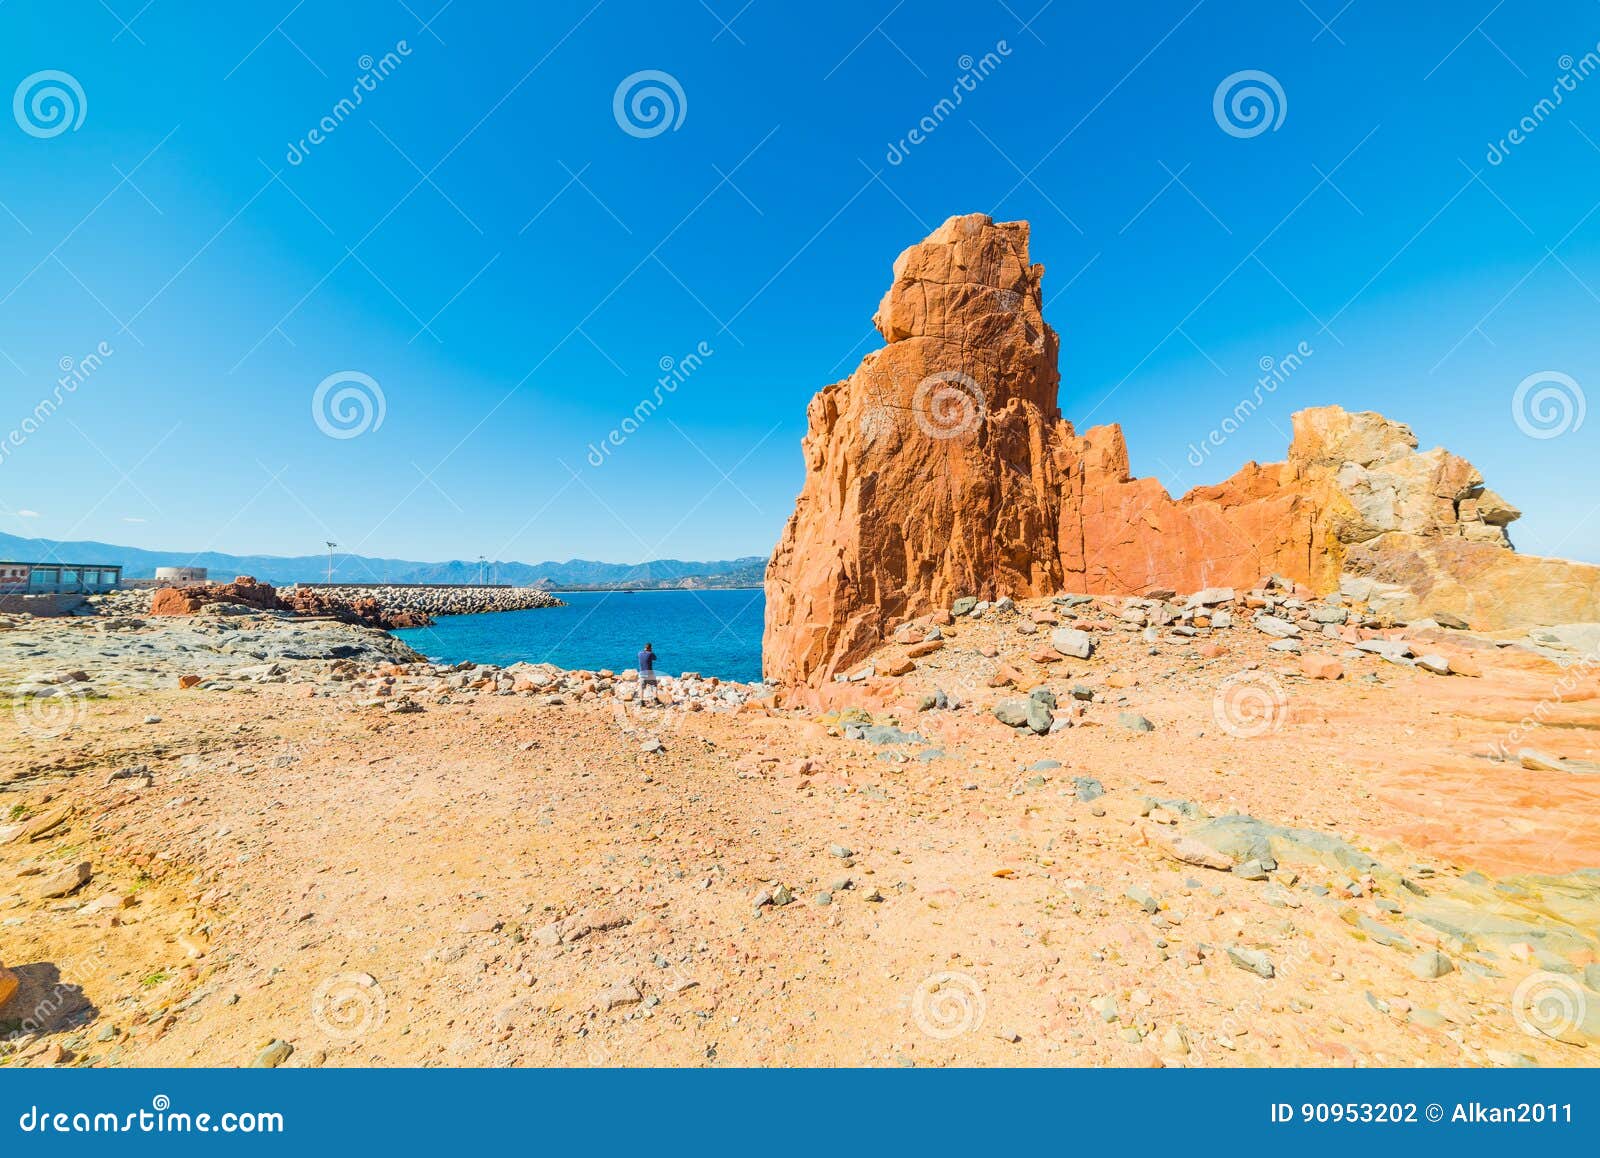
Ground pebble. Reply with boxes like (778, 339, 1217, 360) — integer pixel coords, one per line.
(34, 861, 92, 900)
(1050, 627, 1094, 659)
(1124, 885, 1158, 914)
(1225, 947, 1275, 978)
(598, 984, 642, 1012)
(252, 1040, 293, 1068)
(1411, 950, 1454, 980)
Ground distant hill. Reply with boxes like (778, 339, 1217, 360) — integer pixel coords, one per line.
(0, 532, 768, 589)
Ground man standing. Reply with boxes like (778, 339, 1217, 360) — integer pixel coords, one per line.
(637, 642, 658, 705)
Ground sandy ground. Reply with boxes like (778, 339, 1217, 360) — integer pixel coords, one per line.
(2, 597, 1599, 1069)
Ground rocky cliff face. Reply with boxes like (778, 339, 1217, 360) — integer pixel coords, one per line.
(764, 213, 1600, 686)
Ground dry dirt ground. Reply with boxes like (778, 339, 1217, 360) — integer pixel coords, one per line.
(3, 600, 1599, 1069)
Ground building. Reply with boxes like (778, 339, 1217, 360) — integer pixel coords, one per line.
(154, 565, 207, 585)
(0, 561, 123, 594)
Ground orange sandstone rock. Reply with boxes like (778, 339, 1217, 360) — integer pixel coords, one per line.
(763, 213, 1600, 687)
(1301, 654, 1344, 680)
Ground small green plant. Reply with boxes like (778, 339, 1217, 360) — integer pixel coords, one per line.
(139, 970, 169, 990)
(6, 804, 26, 821)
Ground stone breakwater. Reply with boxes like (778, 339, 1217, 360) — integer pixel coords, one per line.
(140, 578, 564, 630)
(289, 585, 566, 620)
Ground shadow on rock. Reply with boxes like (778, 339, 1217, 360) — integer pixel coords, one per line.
(0, 961, 97, 1039)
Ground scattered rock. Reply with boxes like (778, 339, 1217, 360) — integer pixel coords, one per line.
(1050, 628, 1094, 660)
(1153, 833, 1232, 871)
(1226, 947, 1275, 978)
(1072, 776, 1105, 802)
(992, 699, 1031, 729)
(252, 1040, 293, 1068)
(1411, 951, 1454, 979)
(1253, 614, 1301, 639)
(35, 861, 92, 899)
(598, 984, 643, 1012)
(1300, 654, 1344, 680)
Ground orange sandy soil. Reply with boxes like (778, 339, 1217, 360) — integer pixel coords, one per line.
(3, 608, 1599, 1069)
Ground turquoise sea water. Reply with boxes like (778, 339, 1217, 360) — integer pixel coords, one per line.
(391, 588, 767, 683)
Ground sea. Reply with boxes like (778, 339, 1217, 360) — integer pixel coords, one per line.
(391, 587, 767, 683)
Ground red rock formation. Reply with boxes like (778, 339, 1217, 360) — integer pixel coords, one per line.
(149, 576, 287, 616)
(764, 213, 1600, 686)
(146, 577, 432, 630)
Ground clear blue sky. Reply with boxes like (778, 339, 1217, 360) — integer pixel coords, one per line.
(2, 0, 1597, 564)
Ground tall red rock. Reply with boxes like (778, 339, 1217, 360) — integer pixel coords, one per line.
(764, 213, 1600, 687)
(764, 216, 1067, 685)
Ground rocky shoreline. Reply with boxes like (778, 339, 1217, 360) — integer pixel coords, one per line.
(0, 599, 759, 706)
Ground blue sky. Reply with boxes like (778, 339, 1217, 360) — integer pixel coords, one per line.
(1, 0, 1597, 564)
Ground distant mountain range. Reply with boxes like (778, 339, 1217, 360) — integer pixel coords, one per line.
(0, 532, 768, 590)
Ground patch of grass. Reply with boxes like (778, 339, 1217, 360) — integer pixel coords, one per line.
(129, 873, 153, 894)
(139, 970, 169, 990)
(6, 804, 26, 821)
